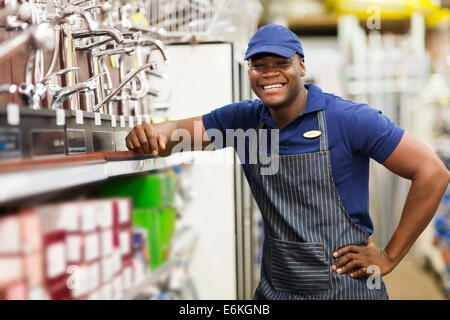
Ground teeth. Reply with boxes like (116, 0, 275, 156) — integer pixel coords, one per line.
(263, 84, 283, 90)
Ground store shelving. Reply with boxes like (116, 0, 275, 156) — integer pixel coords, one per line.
(105, 152, 194, 177)
(0, 152, 194, 205)
(121, 261, 173, 300)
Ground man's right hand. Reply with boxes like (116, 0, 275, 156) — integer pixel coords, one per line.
(125, 121, 168, 156)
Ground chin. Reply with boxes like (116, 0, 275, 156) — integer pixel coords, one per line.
(261, 98, 287, 109)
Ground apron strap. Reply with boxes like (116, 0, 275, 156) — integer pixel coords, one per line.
(256, 110, 329, 152)
(317, 110, 328, 152)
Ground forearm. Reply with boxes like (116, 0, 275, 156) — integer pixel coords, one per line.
(384, 166, 449, 268)
(153, 116, 208, 157)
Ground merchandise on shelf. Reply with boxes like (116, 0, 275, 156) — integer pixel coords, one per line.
(101, 170, 178, 272)
(100, 169, 177, 209)
(0, 197, 147, 300)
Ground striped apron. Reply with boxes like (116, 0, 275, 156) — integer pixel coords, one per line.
(249, 110, 389, 300)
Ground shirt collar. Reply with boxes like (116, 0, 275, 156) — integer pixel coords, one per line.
(261, 82, 326, 125)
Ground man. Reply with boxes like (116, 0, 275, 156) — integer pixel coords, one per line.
(125, 24, 449, 299)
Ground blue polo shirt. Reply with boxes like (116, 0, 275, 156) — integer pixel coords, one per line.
(202, 83, 404, 235)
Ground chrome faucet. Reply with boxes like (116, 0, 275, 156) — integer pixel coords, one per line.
(92, 47, 135, 58)
(71, 26, 125, 44)
(51, 5, 98, 31)
(17, 82, 46, 109)
(0, 84, 18, 95)
(51, 73, 103, 109)
(123, 37, 170, 63)
(93, 62, 157, 112)
(42, 67, 80, 85)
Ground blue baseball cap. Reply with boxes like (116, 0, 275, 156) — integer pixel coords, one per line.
(245, 24, 304, 60)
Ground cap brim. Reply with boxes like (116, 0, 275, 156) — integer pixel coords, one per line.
(244, 45, 296, 60)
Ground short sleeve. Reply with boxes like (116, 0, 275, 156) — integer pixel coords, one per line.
(202, 100, 261, 149)
(350, 104, 404, 163)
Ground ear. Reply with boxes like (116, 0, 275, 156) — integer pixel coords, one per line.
(299, 57, 306, 77)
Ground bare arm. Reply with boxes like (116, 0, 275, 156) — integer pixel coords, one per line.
(125, 116, 211, 157)
(333, 131, 449, 277)
(380, 131, 449, 268)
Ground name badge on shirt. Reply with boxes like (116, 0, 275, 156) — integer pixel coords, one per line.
(303, 130, 322, 139)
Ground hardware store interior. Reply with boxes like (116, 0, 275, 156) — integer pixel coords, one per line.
(0, 0, 449, 300)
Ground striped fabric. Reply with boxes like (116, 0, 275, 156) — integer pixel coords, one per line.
(249, 110, 389, 300)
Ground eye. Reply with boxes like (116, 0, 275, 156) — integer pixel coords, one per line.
(251, 64, 264, 70)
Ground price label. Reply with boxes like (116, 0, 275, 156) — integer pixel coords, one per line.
(136, 115, 142, 125)
(7, 104, 19, 126)
(128, 116, 134, 128)
(76, 110, 84, 125)
(94, 112, 101, 126)
(120, 116, 125, 128)
(56, 109, 65, 126)
(111, 115, 117, 128)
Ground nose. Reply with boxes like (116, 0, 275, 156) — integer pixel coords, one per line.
(261, 67, 280, 78)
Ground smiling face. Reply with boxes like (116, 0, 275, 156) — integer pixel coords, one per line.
(248, 53, 306, 110)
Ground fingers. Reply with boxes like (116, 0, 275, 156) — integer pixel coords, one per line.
(125, 122, 162, 156)
(143, 122, 159, 156)
(332, 253, 356, 271)
(157, 132, 167, 150)
(125, 136, 134, 151)
(135, 124, 150, 155)
(333, 245, 362, 258)
(350, 267, 371, 278)
(130, 132, 144, 155)
(334, 259, 363, 275)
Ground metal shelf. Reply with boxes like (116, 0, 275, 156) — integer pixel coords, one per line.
(121, 261, 174, 300)
(106, 152, 194, 177)
(0, 162, 108, 204)
(0, 152, 194, 205)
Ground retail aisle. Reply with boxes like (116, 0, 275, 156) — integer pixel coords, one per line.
(383, 255, 447, 300)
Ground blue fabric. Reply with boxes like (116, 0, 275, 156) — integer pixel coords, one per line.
(245, 24, 304, 60)
(202, 83, 405, 235)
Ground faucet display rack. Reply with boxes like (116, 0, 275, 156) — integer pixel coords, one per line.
(0, 0, 170, 165)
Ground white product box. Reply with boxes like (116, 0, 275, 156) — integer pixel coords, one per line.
(95, 201, 114, 229)
(116, 199, 131, 225)
(111, 249, 122, 275)
(112, 274, 123, 300)
(0, 216, 21, 254)
(81, 204, 98, 233)
(84, 233, 100, 262)
(119, 230, 131, 256)
(101, 255, 115, 283)
(45, 242, 66, 279)
(0, 256, 23, 286)
(66, 234, 82, 263)
(69, 264, 88, 299)
(122, 265, 133, 291)
(87, 262, 100, 292)
(100, 282, 113, 300)
(101, 229, 113, 257)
